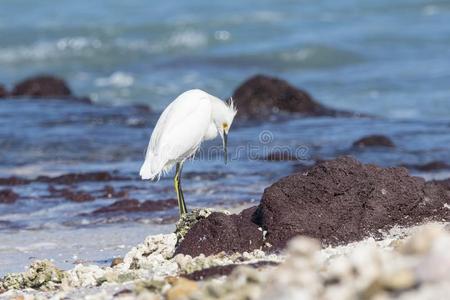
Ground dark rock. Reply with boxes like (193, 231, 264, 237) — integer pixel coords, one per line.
(292, 160, 324, 174)
(352, 135, 395, 148)
(232, 74, 351, 120)
(424, 181, 450, 207)
(0, 84, 7, 98)
(0, 189, 19, 204)
(254, 156, 449, 248)
(10, 75, 91, 103)
(94, 199, 139, 214)
(11, 75, 73, 98)
(93, 198, 177, 214)
(48, 186, 95, 202)
(431, 178, 450, 191)
(101, 185, 128, 199)
(37, 171, 124, 185)
(402, 161, 450, 172)
(133, 104, 152, 113)
(0, 176, 30, 186)
(1, 172, 126, 186)
(183, 261, 278, 281)
(62, 190, 94, 202)
(140, 199, 177, 211)
(426, 179, 450, 206)
(175, 207, 264, 257)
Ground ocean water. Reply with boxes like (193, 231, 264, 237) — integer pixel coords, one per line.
(1, 0, 450, 117)
(0, 0, 450, 275)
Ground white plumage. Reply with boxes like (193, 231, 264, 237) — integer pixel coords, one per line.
(140, 89, 236, 180)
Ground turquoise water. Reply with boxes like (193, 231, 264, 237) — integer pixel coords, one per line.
(1, 0, 450, 118)
(0, 0, 449, 275)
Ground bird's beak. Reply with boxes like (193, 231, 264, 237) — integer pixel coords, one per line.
(222, 131, 228, 164)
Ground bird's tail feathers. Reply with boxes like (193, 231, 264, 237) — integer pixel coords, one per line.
(139, 155, 166, 181)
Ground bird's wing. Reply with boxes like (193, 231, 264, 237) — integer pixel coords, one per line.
(146, 94, 212, 161)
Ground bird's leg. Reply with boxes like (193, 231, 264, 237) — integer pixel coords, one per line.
(174, 162, 187, 216)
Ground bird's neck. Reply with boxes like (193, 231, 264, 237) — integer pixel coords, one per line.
(209, 96, 228, 123)
(204, 122, 219, 141)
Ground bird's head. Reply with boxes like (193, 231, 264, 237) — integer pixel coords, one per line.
(214, 97, 237, 164)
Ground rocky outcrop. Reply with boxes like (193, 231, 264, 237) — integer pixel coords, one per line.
(2, 225, 449, 299)
(12, 75, 72, 98)
(177, 157, 449, 256)
(10, 75, 91, 102)
(432, 178, 450, 191)
(255, 156, 448, 248)
(232, 74, 352, 120)
(352, 134, 395, 148)
(191, 226, 450, 300)
(175, 207, 264, 257)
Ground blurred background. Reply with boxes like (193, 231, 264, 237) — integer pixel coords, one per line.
(1, 0, 449, 116)
(0, 0, 449, 275)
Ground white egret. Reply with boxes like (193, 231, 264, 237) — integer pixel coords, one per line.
(139, 89, 237, 216)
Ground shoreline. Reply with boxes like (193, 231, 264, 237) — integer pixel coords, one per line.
(1, 221, 448, 299)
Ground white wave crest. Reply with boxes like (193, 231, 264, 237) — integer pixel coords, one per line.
(167, 30, 208, 48)
(95, 72, 135, 88)
(0, 37, 102, 63)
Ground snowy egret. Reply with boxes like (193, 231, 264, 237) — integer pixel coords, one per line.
(140, 89, 237, 216)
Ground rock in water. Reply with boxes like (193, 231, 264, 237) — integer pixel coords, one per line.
(232, 74, 349, 120)
(0, 84, 7, 98)
(11, 75, 73, 98)
(0, 189, 18, 204)
(352, 134, 396, 148)
(92, 198, 177, 214)
(254, 156, 449, 248)
(175, 207, 264, 257)
(402, 161, 450, 172)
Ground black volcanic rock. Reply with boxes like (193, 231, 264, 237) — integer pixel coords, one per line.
(232, 74, 351, 120)
(352, 135, 395, 148)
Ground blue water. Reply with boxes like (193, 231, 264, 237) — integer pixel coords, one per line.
(1, 0, 450, 117)
(0, 0, 449, 275)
